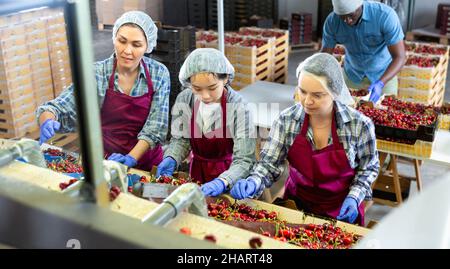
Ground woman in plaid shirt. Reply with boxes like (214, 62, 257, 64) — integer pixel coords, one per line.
(231, 53, 379, 225)
(36, 11, 170, 171)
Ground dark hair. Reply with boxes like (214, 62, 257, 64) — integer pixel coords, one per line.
(118, 23, 147, 41)
(188, 72, 228, 83)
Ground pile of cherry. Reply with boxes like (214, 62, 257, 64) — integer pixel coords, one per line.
(406, 43, 448, 55)
(208, 200, 278, 222)
(405, 55, 440, 68)
(43, 149, 83, 173)
(197, 32, 268, 48)
(204, 200, 362, 249)
(350, 89, 369, 97)
(357, 97, 437, 130)
(59, 178, 78, 190)
(136, 174, 199, 186)
(239, 29, 286, 38)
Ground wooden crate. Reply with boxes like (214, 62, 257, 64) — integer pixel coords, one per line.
(398, 83, 445, 106)
(439, 114, 450, 130)
(273, 62, 288, 84)
(377, 139, 434, 158)
(398, 74, 445, 91)
(0, 85, 33, 101)
(0, 114, 38, 139)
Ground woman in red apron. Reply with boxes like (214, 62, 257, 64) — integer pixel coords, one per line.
(230, 53, 380, 225)
(156, 48, 256, 195)
(37, 11, 167, 171)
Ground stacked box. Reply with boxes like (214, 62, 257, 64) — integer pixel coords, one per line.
(279, 18, 289, 30)
(24, 19, 54, 107)
(436, 4, 450, 35)
(398, 42, 449, 106)
(239, 27, 289, 83)
(96, 0, 163, 29)
(248, 16, 274, 29)
(188, 0, 208, 29)
(290, 13, 312, 45)
(234, 0, 247, 28)
(196, 30, 275, 90)
(0, 9, 57, 139)
(207, 0, 236, 31)
(44, 11, 72, 98)
(245, 0, 278, 23)
(149, 25, 196, 114)
(163, 0, 189, 26)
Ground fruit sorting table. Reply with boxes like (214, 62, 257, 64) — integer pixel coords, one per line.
(239, 81, 295, 202)
(373, 130, 450, 207)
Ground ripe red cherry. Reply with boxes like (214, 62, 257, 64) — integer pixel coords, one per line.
(204, 234, 217, 243)
(249, 237, 263, 249)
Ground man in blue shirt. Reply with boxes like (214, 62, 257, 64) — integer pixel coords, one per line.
(321, 0, 406, 103)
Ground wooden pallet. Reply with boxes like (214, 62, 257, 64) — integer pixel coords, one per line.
(289, 42, 320, 52)
(97, 23, 114, 31)
(406, 25, 450, 45)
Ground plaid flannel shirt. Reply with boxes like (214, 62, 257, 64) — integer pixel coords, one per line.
(36, 54, 170, 148)
(251, 101, 380, 205)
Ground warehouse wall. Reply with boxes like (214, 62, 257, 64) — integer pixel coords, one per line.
(278, 0, 319, 30)
(277, 0, 450, 34)
(413, 0, 450, 29)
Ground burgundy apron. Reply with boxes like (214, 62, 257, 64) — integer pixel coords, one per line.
(189, 90, 234, 184)
(101, 59, 163, 171)
(284, 109, 365, 226)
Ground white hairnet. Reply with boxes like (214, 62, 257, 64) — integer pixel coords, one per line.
(179, 48, 235, 87)
(296, 53, 354, 106)
(113, 11, 157, 53)
(332, 0, 363, 15)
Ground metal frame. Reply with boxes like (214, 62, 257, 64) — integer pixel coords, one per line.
(0, 175, 215, 248)
(63, 0, 108, 205)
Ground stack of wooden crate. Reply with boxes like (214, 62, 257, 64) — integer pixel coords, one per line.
(196, 27, 289, 89)
(0, 8, 72, 139)
(239, 27, 289, 84)
(398, 41, 449, 106)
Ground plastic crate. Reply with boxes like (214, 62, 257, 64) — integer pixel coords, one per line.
(374, 113, 439, 143)
(188, 0, 208, 29)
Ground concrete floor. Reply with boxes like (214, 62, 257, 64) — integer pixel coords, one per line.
(91, 28, 450, 226)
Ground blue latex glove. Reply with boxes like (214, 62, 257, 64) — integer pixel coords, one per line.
(201, 178, 226, 197)
(44, 153, 64, 163)
(39, 119, 61, 145)
(336, 197, 359, 224)
(108, 153, 137, 167)
(63, 172, 84, 179)
(368, 80, 384, 103)
(127, 174, 142, 187)
(156, 157, 177, 177)
(230, 177, 258, 200)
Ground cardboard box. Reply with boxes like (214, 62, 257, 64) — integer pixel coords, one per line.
(96, 0, 163, 25)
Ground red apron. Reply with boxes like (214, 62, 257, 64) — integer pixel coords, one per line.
(284, 108, 365, 226)
(189, 90, 234, 184)
(101, 59, 163, 171)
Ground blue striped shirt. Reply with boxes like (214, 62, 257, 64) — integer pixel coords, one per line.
(251, 101, 380, 205)
(36, 54, 170, 148)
